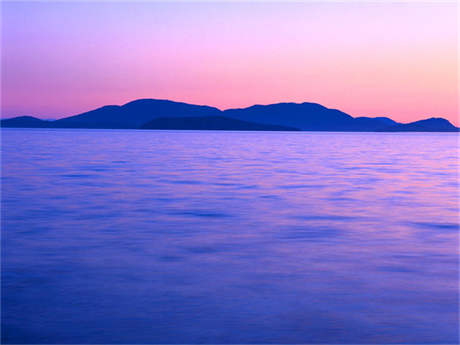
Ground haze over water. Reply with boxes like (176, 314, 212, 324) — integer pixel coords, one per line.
(1, 128, 459, 343)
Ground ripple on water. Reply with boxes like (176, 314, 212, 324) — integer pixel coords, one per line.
(2, 129, 458, 344)
(59, 174, 99, 178)
(157, 255, 183, 262)
(376, 265, 420, 273)
(293, 214, 360, 222)
(166, 209, 232, 218)
(410, 222, 459, 231)
(279, 184, 327, 189)
(277, 226, 344, 241)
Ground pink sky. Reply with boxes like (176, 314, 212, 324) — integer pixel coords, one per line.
(1, 2, 458, 124)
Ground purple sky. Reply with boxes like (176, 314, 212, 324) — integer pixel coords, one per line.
(1, 1, 458, 124)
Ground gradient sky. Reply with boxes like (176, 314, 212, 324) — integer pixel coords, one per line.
(1, 1, 458, 124)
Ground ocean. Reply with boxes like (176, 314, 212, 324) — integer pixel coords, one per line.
(1, 128, 458, 343)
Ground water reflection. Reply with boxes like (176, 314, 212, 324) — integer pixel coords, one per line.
(1, 129, 459, 343)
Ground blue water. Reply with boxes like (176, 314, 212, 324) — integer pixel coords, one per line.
(1, 128, 459, 344)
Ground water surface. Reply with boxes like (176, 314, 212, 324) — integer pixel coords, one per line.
(1, 129, 459, 343)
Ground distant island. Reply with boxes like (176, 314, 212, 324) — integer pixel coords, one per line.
(141, 116, 299, 131)
(2, 99, 458, 132)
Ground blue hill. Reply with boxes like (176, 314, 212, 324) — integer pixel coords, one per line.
(2, 99, 458, 132)
(379, 118, 459, 132)
(141, 116, 299, 131)
(1, 116, 50, 128)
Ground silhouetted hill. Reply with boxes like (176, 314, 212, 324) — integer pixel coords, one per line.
(223, 103, 403, 131)
(223, 102, 353, 131)
(141, 116, 299, 131)
(52, 99, 221, 128)
(352, 116, 398, 131)
(1, 116, 50, 128)
(379, 118, 460, 132)
(2, 99, 458, 132)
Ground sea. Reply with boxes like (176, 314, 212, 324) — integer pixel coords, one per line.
(1, 128, 459, 343)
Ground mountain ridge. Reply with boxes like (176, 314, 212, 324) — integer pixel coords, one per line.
(2, 99, 458, 132)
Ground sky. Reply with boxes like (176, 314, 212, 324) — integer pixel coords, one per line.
(1, 1, 458, 124)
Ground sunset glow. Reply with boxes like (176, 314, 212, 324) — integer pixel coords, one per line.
(1, 1, 458, 124)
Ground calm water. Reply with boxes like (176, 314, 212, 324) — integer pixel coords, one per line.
(1, 128, 459, 344)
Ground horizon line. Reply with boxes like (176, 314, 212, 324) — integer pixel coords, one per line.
(2, 97, 452, 125)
